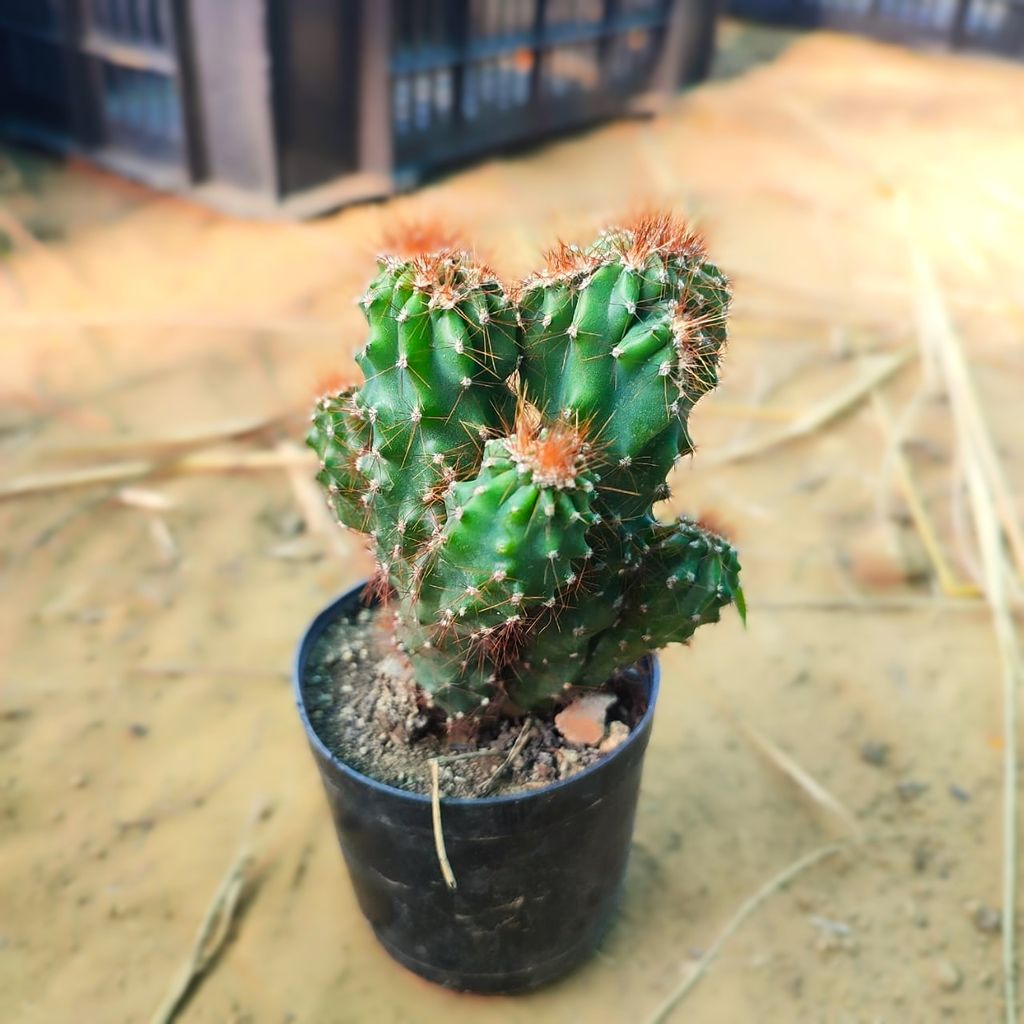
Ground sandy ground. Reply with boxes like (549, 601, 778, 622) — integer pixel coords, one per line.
(1, 26, 1023, 1024)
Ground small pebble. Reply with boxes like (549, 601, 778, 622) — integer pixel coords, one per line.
(70, 773, 88, 789)
(860, 740, 890, 767)
(277, 512, 305, 537)
(933, 958, 962, 992)
(599, 721, 631, 754)
(948, 784, 970, 803)
(913, 841, 932, 873)
(897, 779, 928, 802)
(970, 903, 1001, 935)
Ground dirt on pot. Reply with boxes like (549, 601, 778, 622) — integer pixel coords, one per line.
(302, 605, 648, 798)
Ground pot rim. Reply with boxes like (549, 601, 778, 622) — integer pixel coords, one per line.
(293, 583, 661, 809)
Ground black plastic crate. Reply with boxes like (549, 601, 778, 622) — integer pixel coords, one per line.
(729, 0, 1024, 57)
(389, 0, 681, 174)
(0, 0, 719, 217)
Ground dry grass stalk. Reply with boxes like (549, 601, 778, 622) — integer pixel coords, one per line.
(149, 517, 179, 567)
(278, 440, 349, 561)
(0, 311, 344, 333)
(118, 487, 176, 512)
(477, 719, 533, 797)
(0, 446, 315, 500)
(645, 842, 847, 1023)
(150, 843, 254, 1024)
(44, 412, 289, 458)
(2, 459, 152, 497)
(429, 759, 458, 891)
(871, 391, 981, 599)
(911, 245, 1023, 1024)
(704, 401, 797, 423)
(706, 350, 914, 467)
(735, 721, 863, 840)
(910, 250, 1024, 576)
(756, 597, 985, 614)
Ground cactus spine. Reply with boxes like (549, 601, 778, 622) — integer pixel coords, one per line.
(309, 215, 743, 715)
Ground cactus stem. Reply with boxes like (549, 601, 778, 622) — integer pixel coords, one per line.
(309, 214, 740, 715)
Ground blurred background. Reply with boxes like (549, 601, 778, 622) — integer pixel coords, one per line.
(1, 2, 1022, 1022)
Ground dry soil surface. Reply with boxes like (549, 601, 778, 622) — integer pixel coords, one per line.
(2, 27, 1023, 1024)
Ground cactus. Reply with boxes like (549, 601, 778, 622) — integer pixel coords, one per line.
(310, 215, 743, 716)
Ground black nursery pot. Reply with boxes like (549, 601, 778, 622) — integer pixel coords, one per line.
(293, 584, 661, 994)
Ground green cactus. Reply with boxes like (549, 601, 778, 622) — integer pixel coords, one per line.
(309, 216, 743, 716)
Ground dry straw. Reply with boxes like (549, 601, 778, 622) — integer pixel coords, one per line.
(911, 243, 1022, 1024)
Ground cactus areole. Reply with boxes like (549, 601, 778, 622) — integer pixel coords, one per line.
(307, 213, 745, 719)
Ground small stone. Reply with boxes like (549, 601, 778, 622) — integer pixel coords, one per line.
(70, 773, 88, 789)
(128, 723, 149, 738)
(913, 840, 932, 873)
(554, 747, 581, 779)
(970, 903, 1001, 935)
(860, 741, 889, 767)
(948, 784, 970, 803)
(554, 693, 616, 746)
(276, 512, 305, 537)
(599, 721, 631, 754)
(897, 779, 928, 802)
(933, 958, 962, 992)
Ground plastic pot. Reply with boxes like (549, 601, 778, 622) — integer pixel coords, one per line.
(292, 583, 660, 994)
